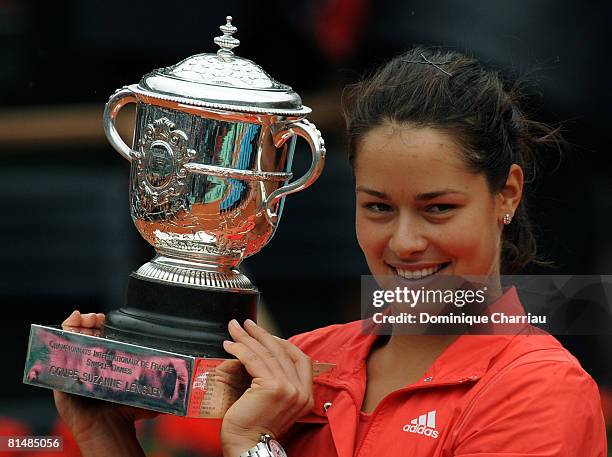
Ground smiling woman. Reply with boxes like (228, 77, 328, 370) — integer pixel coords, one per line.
(345, 48, 560, 278)
(54, 47, 607, 457)
(281, 47, 606, 456)
(354, 125, 523, 279)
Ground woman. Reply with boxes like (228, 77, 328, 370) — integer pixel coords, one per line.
(55, 48, 607, 456)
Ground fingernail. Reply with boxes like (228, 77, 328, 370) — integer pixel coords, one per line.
(86, 313, 96, 317)
(223, 340, 234, 347)
(69, 310, 79, 317)
(229, 319, 239, 328)
(244, 319, 257, 327)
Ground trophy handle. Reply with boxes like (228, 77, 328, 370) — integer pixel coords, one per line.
(266, 119, 326, 222)
(183, 163, 292, 182)
(103, 86, 137, 162)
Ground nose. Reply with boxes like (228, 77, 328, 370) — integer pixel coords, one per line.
(388, 212, 428, 258)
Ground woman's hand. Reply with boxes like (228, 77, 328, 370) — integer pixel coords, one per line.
(220, 319, 314, 457)
(53, 311, 155, 457)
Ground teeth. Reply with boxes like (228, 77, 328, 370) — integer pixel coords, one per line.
(396, 264, 445, 280)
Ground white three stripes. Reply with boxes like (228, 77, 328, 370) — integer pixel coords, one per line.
(410, 410, 436, 428)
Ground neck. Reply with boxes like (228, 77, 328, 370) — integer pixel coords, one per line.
(381, 278, 507, 356)
(368, 332, 459, 378)
(386, 333, 458, 361)
(390, 332, 457, 349)
(368, 276, 507, 375)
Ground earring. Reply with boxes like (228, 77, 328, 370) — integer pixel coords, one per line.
(502, 213, 512, 225)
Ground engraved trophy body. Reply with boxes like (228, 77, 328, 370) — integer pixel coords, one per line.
(24, 17, 329, 418)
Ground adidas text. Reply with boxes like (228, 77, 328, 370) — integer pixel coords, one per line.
(403, 423, 439, 439)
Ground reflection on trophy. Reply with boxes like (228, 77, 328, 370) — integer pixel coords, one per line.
(23, 16, 330, 418)
(102, 14, 326, 357)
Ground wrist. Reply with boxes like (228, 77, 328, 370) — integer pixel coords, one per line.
(224, 434, 288, 457)
(221, 427, 266, 457)
(222, 440, 259, 457)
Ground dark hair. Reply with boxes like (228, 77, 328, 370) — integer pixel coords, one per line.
(343, 47, 562, 274)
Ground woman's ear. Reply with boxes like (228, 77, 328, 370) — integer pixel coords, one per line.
(497, 164, 524, 222)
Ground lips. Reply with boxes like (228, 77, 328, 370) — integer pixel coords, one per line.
(392, 262, 450, 280)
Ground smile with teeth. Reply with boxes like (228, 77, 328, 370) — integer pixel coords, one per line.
(394, 263, 448, 280)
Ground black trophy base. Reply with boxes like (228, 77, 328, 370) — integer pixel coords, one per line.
(103, 275, 258, 358)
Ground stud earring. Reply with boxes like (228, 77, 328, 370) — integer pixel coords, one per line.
(503, 213, 512, 225)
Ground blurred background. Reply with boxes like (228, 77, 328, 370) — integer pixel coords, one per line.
(1, 0, 610, 455)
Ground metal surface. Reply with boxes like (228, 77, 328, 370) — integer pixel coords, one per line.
(134, 255, 256, 292)
(103, 88, 137, 161)
(128, 106, 298, 269)
(24, 14, 329, 417)
(24, 325, 333, 419)
(135, 16, 308, 115)
(102, 15, 326, 291)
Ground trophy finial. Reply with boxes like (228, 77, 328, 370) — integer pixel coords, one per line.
(214, 16, 240, 58)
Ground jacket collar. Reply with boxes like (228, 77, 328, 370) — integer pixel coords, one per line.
(314, 286, 526, 389)
(307, 287, 531, 457)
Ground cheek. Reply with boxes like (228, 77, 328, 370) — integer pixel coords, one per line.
(443, 207, 500, 265)
(440, 228, 482, 260)
(355, 213, 387, 257)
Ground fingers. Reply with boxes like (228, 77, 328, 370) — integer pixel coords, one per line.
(224, 319, 314, 418)
(223, 339, 273, 381)
(274, 337, 314, 393)
(62, 310, 80, 328)
(224, 320, 285, 382)
(80, 312, 102, 329)
(270, 336, 314, 417)
(241, 319, 304, 387)
(62, 311, 106, 330)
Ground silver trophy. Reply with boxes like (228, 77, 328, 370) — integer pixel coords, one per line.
(24, 16, 330, 418)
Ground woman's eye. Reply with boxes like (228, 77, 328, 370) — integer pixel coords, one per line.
(363, 202, 392, 213)
(426, 204, 456, 214)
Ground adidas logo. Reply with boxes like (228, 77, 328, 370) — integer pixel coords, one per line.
(403, 410, 439, 439)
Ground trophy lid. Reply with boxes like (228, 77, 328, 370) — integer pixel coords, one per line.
(135, 16, 310, 116)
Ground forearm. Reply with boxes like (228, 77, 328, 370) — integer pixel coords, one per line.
(73, 418, 146, 457)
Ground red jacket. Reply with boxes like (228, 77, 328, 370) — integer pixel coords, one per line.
(284, 288, 607, 456)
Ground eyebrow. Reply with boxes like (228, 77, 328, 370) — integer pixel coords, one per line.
(355, 186, 389, 199)
(414, 189, 467, 201)
(355, 186, 466, 201)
